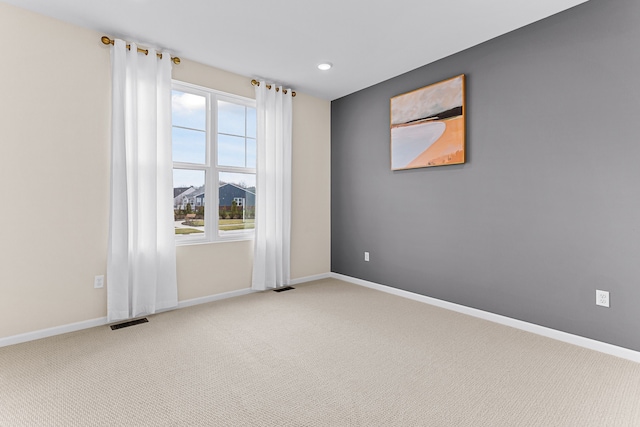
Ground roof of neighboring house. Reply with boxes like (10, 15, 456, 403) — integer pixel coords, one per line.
(173, 186, 195, 198)
(220, 182, 256, 196)
(192, 187, 205, 199)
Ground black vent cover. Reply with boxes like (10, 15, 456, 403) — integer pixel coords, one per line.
(273, 286, 295, 293)
(110, 318, 149, 330)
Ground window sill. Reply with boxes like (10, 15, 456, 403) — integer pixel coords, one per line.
(175, 235, 254, 247)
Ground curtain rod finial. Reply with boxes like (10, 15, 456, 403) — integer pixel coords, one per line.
(101, 36, 113, 46)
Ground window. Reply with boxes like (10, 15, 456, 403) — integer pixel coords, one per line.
(172, 81, 256, 244)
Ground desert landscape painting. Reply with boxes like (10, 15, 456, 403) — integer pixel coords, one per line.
(390, 75, 465, 170)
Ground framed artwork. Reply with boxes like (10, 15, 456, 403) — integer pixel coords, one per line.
(390, 74, 465, 170)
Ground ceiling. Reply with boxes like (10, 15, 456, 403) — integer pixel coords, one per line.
(4, 0, 589, 100)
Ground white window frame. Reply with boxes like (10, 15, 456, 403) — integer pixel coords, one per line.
(172, 80, 256, 245)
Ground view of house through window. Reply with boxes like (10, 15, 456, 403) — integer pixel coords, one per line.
(171, 82, 256, 243)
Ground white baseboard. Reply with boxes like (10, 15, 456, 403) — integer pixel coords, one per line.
(0, 317, 109, 348)
(177, 288, 256, 309)
(331, 273, 640, 364)
(289, 272, 332, 286)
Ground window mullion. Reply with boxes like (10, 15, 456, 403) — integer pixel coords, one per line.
(173, 162, 207, 170)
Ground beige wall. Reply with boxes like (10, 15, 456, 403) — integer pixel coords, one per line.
(0, 3, 331, 339)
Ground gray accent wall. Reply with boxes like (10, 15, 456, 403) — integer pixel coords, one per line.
(331, 0, 640, 351)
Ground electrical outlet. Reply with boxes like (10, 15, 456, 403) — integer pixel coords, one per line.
(596, 290, 609, 308)
(364, 252, 370, 262)
(94, 275, 104, 289)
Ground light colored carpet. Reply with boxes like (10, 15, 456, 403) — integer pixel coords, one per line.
(1, 278, 640, 426)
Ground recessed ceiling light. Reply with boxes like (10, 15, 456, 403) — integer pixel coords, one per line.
(317, 63, 333, 71)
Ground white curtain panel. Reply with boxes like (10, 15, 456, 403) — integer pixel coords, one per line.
(252, 82, 293, 290)
(107, 39, 178, 322)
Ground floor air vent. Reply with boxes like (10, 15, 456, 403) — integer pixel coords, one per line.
(110, 318, 149, 330)
(273, 286, 295, 293)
